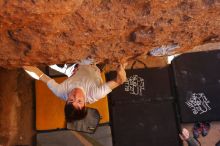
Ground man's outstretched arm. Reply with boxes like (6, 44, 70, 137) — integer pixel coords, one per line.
(107, 63, 127, 90)
(23, 66, 66, 100)
(88, 63, 127, 103)
(23, 66, 51, 83)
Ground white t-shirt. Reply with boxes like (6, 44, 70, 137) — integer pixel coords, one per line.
(47, 65, 112, 104)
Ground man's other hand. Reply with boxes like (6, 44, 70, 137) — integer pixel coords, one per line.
(116, 63, 127, 85)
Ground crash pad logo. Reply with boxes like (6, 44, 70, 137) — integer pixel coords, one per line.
(185, 93, 211, 115)
(124, 75, 145, 96)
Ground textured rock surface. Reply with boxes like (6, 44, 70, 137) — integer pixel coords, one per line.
(0, 0, 220, 68)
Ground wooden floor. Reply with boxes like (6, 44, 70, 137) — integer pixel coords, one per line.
(182, 122, 220, 146)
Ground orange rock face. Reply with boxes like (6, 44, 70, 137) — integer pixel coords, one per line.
(0, 0, 220, 68)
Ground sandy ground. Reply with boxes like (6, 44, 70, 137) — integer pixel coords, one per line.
(0, 68, 36, 146)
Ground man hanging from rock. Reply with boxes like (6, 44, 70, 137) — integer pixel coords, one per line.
(23, 59, 127, 122)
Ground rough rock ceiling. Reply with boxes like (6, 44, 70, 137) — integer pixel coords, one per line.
(0, 0, 220, 68)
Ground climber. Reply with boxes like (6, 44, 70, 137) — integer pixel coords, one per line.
(23, 60, 127, 122)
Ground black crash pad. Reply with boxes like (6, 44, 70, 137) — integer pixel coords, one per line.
(172, 50, 220, 122)
(110, 102, 180, 146)
(106, 67, 173, 105)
